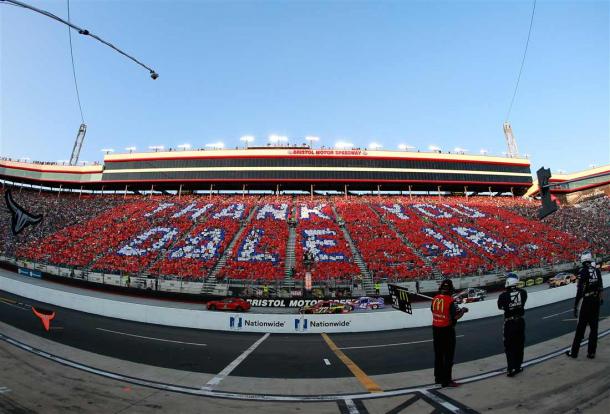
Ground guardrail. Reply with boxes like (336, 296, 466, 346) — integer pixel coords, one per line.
(1, 269, 606, 333)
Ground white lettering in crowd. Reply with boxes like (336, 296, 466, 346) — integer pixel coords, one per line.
(380, 204, 410, 219)
(303, 228, 345, 261)
(213, 203, 245, 219)
(411, 203, 453, 218)
(237, 228, 278, 262)
(299, 204, 330, 220)
(422, 228, 466, 257)
(118, 227, 178, 256)
(443, 204, 486, 218)
(169, 228, 224, 260)
(453, 226, 515, 254)
(256, 203, 288, 220)
(172, 202, 213, 220)
(144, 202, 175, 217)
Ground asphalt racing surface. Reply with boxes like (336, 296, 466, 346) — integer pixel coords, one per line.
(0, 288, 608, 379)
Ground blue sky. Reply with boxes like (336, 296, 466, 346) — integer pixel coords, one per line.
(1, 0, 608, 174)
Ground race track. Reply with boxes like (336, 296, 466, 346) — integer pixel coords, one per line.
(1, 287, 608, 379)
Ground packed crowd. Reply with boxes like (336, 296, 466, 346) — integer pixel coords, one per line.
(510, 195, 610, 255)
(3, 189, 608, 285)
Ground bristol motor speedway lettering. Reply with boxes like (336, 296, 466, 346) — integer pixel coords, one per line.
(246, 299, 356, 307)
(287, 149, 367, 156)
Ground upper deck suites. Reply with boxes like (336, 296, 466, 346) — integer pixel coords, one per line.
(1, 148, 532, 193)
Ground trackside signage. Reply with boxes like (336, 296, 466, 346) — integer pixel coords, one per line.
(246, 299, 355, 308)
(3, 272, 608, 334)
(230, 314, 353, 333)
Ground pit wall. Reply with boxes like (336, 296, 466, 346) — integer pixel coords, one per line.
(0, 255, 577, 298)
(1, 271, 606, 334)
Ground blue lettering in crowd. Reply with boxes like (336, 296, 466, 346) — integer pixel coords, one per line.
(422, 228, 466, 257)
(256, 204, 288, 220)
(118, 227, 178, 256)
(380, 204, 410, 219)
(453, 226, 514, 254)
(411, 203, 453, 218)
(172, 202, 213, 220)
(237, 228, 278, 262)
(299, 204, 330, 220)
(169, 228, 225, 260)
(213, 203, 245, 219)
(302, 228, 345, 261)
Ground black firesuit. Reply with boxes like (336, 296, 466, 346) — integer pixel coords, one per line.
(497, 287, 528, 374)
(569, 263, 604, 357)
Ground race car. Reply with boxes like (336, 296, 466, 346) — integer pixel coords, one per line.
(453, 288, 486, 304)
(299, 300, 349, 314)
(346, 296, 385, 311)
(206, 297, 251, 312)
(548, 272, 577, 288)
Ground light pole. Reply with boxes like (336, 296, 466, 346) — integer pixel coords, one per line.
(335, 141, 353, 150)
(101, 148, 115, 155)
(148, 145, 164, 152)
(369, 142, 383, 150)
(125, 146, 137, 154)
(240, 135, 255, 148)
(305, 135, 319, 148)
(177, 144, 191, 151)
(205, 142, 224, 150)
(398, 144, 416, 151)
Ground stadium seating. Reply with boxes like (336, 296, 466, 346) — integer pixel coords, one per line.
(218, 198, 290, 282)
(293, 200, 360, 282)
(4, 188, 608, 285)
(335, 201, 431, 281)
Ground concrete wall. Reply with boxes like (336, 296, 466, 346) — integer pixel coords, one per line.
(1, 273, 606, 334)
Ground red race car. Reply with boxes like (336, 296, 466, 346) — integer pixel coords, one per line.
(206, 297, 251, 312)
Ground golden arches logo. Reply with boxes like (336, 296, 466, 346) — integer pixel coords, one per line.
(432, 298, 445, 313)
(398, 290, 409, 302)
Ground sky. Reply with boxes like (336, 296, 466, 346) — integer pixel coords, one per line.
(1, 0, 608, 175)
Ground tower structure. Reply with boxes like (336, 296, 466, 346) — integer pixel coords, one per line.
(503, 122, 519, 158)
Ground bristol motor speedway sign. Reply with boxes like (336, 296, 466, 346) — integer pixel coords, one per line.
(246, 298, 356, 308)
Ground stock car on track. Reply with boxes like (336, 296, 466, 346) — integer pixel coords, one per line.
(206, 297, 251, 312)
(548, 272, 577, 288)
(299, 300, 349, 314)
(346, 296, 385, 311)
(453, 288, 486, 304)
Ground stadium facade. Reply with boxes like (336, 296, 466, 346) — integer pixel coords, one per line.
(1, 147, 533, 194)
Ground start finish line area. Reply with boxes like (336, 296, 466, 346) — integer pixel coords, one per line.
(0, 266, 609, 412)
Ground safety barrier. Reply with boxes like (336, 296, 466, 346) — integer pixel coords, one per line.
(1, 270, 606, 333)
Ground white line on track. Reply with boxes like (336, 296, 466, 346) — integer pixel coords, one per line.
(323, 358, 331, 366)
(542, 309, 572, 319)
(203, 333, 270, 390)
(344, 398, 360, 414)
(1, 329, 609, 402)
(0, 299, 29, 311)
(420, 390, 461, 413)
(95, 328, 207, 347)
(338, 335, 464, 350)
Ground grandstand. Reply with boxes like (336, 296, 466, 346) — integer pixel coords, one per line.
(1, 150, 608, 298)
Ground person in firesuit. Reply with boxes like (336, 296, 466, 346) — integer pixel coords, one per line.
(431, 279, 468, 387)
(497, 273, 528, 377)
(566, 251, 604, 359)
